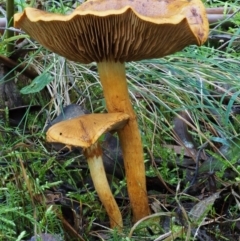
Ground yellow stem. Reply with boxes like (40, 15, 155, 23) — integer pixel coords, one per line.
(85, 142, 123, 230)
(97, 61, 150, 222)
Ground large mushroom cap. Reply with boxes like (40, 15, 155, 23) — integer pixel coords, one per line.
(14, 0, 209, 64)
(46, 113, 129, 148)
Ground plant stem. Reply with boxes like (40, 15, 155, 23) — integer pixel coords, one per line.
(97, 61, 150, 223)
(6, 0, 15, 55)
(206, 7, 234, 14)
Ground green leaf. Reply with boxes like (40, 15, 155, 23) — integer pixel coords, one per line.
(20, 72, 53, 94)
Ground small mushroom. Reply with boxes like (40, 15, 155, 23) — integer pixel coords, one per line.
(15, 0, 209, 222)
(46, 112, 129, 230)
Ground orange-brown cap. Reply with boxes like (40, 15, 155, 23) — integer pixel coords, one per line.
(14, 0, 209, 64)
(46, 113, 129, 148)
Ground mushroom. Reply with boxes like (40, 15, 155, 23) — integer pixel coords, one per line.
(46, 112, 129, 230)
(14, 0, 209, 222)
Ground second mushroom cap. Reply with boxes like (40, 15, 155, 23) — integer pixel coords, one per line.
(46, 112, 129, 148)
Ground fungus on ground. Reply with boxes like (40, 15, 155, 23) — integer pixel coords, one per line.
(15, 0, 209, 222)
(46, 112, 129, 230)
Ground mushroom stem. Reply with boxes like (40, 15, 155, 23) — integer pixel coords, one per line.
(97, 61, 150, 222)
(84, 142, 123, 230)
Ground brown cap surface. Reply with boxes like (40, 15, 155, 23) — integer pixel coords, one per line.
(46, 113, 129, 148)
(15, 0, 209, 63)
